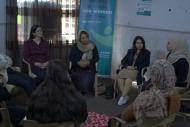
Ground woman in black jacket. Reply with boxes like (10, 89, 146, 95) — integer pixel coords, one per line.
(117, 36, 150, 106)
(69, 31, 99, 95)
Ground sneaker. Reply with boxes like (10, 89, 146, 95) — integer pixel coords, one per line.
(117, 96, 129, 106)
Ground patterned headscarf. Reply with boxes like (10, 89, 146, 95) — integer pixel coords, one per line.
(134, 59, 176, 126)
(77, 42, 94, 61)
(150, 59, 176, 95)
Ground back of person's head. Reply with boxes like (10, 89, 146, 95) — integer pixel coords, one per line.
(46, 60, 70, 86)
(132, 35, 146, 51)
(29, 25, 41, 40)
(149, 59, 176, 93)
(28, 60, 87, 123)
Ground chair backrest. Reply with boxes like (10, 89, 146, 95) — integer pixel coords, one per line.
(0, 102, 13, 127)
(141, 114, 176, 127)
(108, 114, 176, 127)
(117, 68, 138, 81)
(23, 120, 76, 127)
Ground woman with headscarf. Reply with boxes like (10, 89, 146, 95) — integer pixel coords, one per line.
(121, 59, 180, 126)
(69, 31, 99, 95)
(166, 37, 190, 88)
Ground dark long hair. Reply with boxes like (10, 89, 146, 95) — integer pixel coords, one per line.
(28, 60, 87, 123)
(78, 30, 89, 42)
(132, 36, 146, 52)
(29, 25, 41, 40)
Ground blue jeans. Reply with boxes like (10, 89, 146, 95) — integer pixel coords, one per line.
(71, 69, 95, 94)
(31, 66, 46, 85)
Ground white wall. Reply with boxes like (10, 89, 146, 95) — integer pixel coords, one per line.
(111, 0, 190, 75)
(117, 0, 190, 33)
(0, 0, 6, 53)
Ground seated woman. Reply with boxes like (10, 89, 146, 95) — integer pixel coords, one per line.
(0, 53, 36, 96)
(27, 60, 88, 125)
(0, 73, 26, 127)
(23, 25, 50, 85)
(117, 36, 150, 105)
(166, 37, 190, 88)
(69, 30, 99, 95)
(121, 60, 180, 126)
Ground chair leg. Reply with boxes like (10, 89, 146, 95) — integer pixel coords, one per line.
(113, 77, 117, 99)
(94, 75, 98, 96)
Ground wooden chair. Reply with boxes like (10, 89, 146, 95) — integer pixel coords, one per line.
(177, 90, 190, 120)
(22, 59, 37, 78)
(0, 102, 13, 127)
(108, 114, 176, 127)
(22, 120, 77, 127)
(141, 114, 176, 127)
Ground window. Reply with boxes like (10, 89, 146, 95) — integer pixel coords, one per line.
(17, 0, 79, 44)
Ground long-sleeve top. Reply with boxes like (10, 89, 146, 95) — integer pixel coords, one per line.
(69, 43, 99, 72)
(121, 49, 150, 84)
(23, 39, 50, 65)
(173, 58, 189, 87)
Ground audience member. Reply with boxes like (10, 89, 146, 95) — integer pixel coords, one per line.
(121, 60, 180, 126)
(0, 53, 36, 95)
(27, 60, 88, 125)
(0, 73, 26, 127)
(166, 37, 190, 88)
(69, 30, 99, 95)
(117, 36, 150, 105)
(23, 25, 50, 85)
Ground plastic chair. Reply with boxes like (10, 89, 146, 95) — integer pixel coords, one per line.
(22, 120, 77, 127)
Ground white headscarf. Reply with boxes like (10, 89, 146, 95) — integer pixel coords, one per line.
(167, 37, 189, 63)
(77, 41, 94, 61)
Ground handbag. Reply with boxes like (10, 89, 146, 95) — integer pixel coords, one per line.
(117, 68, 138, 81)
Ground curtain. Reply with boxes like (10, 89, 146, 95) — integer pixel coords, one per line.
(6, 0, 18, 65)
(6, 0, 79, 66)
(17, 0, 79, 44)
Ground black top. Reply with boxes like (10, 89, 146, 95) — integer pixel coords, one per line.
(121, 49, 151, 84)
(69, 43, 99, 72)
(173, 58, 189, 87)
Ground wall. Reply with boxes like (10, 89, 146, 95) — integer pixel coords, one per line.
(111, 0, 190, 74)
(117, 0, 190, 33)
(0, 0, 6, 53)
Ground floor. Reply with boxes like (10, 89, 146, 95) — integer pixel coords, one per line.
(84, 78, 190, 127)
